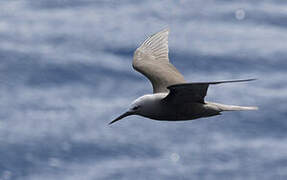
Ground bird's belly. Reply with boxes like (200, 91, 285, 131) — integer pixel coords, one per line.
(150, 103, 220, 121)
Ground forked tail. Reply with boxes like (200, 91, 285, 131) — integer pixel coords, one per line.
(208, 102, 258, 111)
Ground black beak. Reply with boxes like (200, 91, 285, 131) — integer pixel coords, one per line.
(109, 111, 133, 125)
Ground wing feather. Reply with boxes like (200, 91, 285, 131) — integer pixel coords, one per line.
(132, 28, 185, 93)
(164, 79, 256, 104)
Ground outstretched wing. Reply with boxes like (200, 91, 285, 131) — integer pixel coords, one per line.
(163, 79, 256, 104)
(132, 28, 185, 93)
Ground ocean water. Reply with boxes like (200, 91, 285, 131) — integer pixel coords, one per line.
(0, 0, 287, 179)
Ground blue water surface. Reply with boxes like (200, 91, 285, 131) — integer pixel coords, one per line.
(0, 0, 287, 179)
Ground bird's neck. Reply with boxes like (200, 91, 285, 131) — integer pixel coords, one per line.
(144, 93, 168, 100)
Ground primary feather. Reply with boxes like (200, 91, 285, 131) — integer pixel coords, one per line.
(132, 28, 185, 93)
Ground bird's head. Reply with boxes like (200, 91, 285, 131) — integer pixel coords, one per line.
(109, 98, 144, 125)
(109, 94, 163, 125)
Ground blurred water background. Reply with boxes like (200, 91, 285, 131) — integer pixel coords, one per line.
(0, 0, 287, 179)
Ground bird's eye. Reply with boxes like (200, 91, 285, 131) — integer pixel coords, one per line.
(132, 106, 139, 111)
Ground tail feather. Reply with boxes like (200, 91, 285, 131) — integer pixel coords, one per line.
(208, 102, 258, 111)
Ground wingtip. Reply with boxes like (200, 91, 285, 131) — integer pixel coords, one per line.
(150, 27, 169, 37)
(162, 27, 170, 33)
(245, 78, 257, 81)
(212, 78, 258, 84)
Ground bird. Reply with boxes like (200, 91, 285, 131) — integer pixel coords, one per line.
(109, 28, 258, 125)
